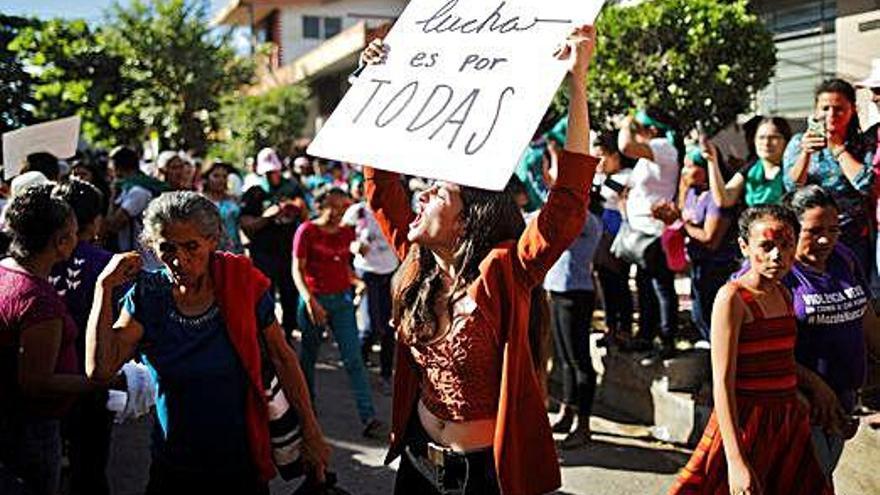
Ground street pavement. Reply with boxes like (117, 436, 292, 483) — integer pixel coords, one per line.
(105, 338, 879, 495)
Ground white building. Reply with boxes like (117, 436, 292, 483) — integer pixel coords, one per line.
(213, 0, 408, 134)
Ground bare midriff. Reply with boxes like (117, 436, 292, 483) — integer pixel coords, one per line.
(418, 400, 495, 452)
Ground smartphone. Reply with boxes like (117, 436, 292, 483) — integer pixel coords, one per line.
(807, 116, 827, 144)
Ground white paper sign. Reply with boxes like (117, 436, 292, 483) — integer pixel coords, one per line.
(308, 0, 605, 190)
(2, 116, 82, 180)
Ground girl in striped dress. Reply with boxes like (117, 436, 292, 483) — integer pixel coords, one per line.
(670, 205, 833, 495)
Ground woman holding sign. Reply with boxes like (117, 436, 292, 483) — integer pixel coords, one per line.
(362, 25, 597, 495)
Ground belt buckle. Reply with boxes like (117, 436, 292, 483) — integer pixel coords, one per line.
(426, 442, 447, 467)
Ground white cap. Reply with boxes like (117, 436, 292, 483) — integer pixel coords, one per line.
(10, 171, 49, 198)
(855, 59, 880, 89)
(256, 148, 283, 175)
(156, 150, 184, 170)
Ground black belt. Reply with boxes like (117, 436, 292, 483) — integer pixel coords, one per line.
(402, 419, 493, 495)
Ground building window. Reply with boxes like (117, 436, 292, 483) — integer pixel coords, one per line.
(303, 15, 321, 39)
(324, 17, 342, 38)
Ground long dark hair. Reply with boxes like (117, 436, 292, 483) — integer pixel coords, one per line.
(392, 184, 550, 370)
(815, 79, 861, 141)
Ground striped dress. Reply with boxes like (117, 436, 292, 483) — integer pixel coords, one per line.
(669, 284, 833, 494)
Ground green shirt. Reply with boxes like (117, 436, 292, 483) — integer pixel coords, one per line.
(742, 159, 785, 206)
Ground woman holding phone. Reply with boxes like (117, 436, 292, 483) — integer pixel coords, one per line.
(783, 79, 874, 265)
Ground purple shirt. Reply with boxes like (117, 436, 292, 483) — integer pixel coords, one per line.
(50, 241, 113, 371)
(785, 244, 869, 411)
(682, 187, 737, 263)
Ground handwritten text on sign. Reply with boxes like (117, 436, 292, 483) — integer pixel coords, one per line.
(308, 0, 605, 190)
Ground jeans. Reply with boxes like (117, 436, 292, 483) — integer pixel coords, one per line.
(549, 291, 598, 415)
(297, 291, 377, 423)
(361, 271, 396, 379)
(0, 416, 61, 495)
(635, 264, 678, 344)
(596, 266, 633, 332)
(67, 390, 114, 495)
(253, 251, 299, 333)
(394, 417, 499, 495)
(689, 260, 737, 342)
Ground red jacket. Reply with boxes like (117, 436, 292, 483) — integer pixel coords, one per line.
(365, 150, 597, 495)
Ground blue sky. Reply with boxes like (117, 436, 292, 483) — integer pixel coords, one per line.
(1, 0, 230, 22)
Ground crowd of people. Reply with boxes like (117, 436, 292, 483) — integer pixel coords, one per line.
(0, 22, 878, 495)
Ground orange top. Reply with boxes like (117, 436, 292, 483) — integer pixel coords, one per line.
(409, 298, 500, 422)
(365, 150, 597, 495)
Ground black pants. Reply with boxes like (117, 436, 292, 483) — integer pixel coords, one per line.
(394, 418, 499, 495)
(549, 290, 597, 414)
(596, 266, 633, 332)
(66, 390, 114, 495)
(362, 271, 395, 379)
(145, 458, 268, 495)
(635, 264, 678, 345)
(253, 252, 299, 333)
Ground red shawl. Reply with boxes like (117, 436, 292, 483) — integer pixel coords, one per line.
(211, 251, 275, 482)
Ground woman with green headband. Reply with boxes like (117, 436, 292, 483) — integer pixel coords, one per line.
(655, 145, 739, 342)
(617, 108, 683, 359)
(707, 117, 792, 208)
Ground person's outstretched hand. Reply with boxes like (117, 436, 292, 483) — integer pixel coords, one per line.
(360, 38, 388, 66)
(554, 25, 596, 79)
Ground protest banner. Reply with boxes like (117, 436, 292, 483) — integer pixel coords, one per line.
(2, 116, 81, 180)
(308, 0, 606, 190)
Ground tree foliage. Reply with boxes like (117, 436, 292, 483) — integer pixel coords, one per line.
(9, 0, 253, 152)
(100, 0, 253, 153)
(0, 15, 37, 135)
(211, 84, 310, 166)
(572, 0, 776, 135)
(10, 18, 138, 148)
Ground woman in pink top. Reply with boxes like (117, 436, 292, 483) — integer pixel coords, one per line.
(291, 186, 383, 437)
(0, 184, 93, 495)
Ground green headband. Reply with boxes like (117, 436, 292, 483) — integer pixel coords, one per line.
(635, 109, 677, 143)
(686, 147, 708, 167)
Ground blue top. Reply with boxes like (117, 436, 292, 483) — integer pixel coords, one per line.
(783, 134, 874, 240)
(543, 213, 603, 292)
(123, 271, 275, 472)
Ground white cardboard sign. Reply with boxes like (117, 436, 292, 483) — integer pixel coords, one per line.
(308, 0, 606, 190)
(2, 116, 81, 180)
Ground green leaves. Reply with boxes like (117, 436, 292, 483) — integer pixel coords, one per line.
(211, 84, 310, 166)
(8, 0, 254, 152)
(574, 0, 776, 136)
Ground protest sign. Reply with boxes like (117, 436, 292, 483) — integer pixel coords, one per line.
(308, 0, 606, 190)
(2, 116, 81, 180)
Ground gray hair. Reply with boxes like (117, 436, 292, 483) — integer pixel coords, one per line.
(141, 191, 221, 246)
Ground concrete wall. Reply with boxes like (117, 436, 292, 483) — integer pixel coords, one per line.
(277, 0, 406, 65)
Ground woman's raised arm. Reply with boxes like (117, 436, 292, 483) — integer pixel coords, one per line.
(514, 25, 598, 287)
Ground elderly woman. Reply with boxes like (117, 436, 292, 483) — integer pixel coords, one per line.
(784, 79, 874, 267)
(86, 192, 329, 494)
(0, 184, 87, 495)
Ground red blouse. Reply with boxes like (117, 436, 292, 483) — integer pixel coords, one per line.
(410, 296, 501, 422)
